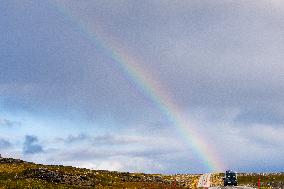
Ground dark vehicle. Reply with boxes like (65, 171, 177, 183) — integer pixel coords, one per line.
(224, 170, 237, 186)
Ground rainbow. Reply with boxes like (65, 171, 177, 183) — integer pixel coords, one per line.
(51, 1, 225, 172)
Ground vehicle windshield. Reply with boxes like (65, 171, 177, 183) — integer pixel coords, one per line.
(226, 173, 236, 178)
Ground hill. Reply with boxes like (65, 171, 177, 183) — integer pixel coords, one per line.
(0, 156, 196, 188)
(0, 156, 283, 188)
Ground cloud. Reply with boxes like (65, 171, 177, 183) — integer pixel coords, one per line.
(4, 0, 284, 127)
(241, 124, 284, 148)
(61, 133, 89, 143)
(59, 133, 142, 146)
(2, 0, 284, 128)
(0, 118, 20, 127)
(93, 134, 135, 145)
(45, 144, 182, 173)
(194, 118, 284, 172)
(0, 139, 12, 149)
(75, 157, 166, 173)
(235, 107, 284, 125)
(23, 135, 43, 155)
(1, 0, 284, 173)
(35, 130, 187, 173)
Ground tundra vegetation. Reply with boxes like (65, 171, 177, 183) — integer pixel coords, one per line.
(0, 157, 283, 188)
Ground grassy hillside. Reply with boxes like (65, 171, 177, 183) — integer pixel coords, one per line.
(0, 157, 191, 189)
(0, 157, 283, 188)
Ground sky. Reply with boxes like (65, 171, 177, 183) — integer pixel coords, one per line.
(0, 0, 284, 174)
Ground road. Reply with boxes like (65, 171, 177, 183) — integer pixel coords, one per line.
(210, 187, 256, 189)
(197, 173, 212, 188)
(197, 173, 256, 189)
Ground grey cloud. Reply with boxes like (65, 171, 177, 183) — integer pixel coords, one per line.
(234, 107, 284, 125)
(0, 139, 12, 149)
(3, 0, 284, 127)
(23, 135, 43, 155)
(62, 133, 88, 143)
(60, 133, 140, 146)
(53, 1, 284, 126)
(53, 146, 180, 162)
(93, 134, 139, 145)
(0, 118, 20, 127)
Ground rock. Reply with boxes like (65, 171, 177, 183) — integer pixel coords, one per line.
(21, 168, 96, 186)
(0, 157, 25, 164)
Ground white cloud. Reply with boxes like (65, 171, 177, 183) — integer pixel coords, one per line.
(77, 161, 123, 171)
